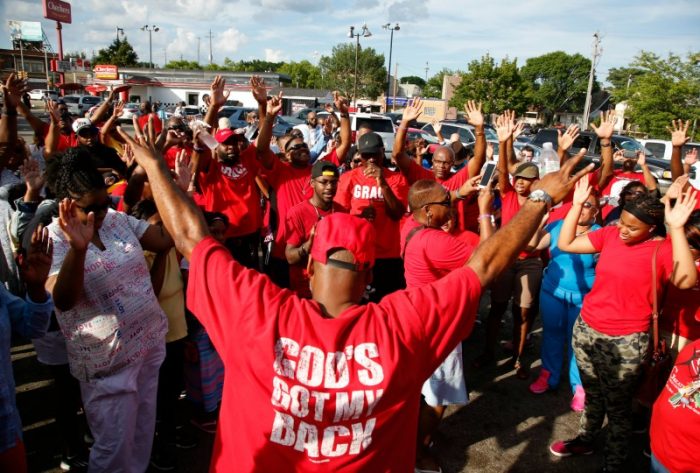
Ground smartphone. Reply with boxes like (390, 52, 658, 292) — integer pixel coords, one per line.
(479, 162, 497, 188)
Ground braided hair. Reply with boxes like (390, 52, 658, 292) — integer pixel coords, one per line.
(624, 193, 666, 237)
(45, 147, 106, 200)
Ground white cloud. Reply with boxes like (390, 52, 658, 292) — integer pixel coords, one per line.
(264, 48, 287, 62)
(215, 27, 248, 60)
(253, 0, 331, 12)
(387, 0, 429, 21)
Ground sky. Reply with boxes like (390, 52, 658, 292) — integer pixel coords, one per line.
(2, 0, 699, 84)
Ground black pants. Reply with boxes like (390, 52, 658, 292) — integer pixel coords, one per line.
(225, 232, 260, 270)
(48, 363, 86, 457)
(370, 258, 406, 303)
(155, 339, 186, 445)
(266, 257, 290, 289)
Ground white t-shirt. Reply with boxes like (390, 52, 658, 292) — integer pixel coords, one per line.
(48, 209, 167, 381)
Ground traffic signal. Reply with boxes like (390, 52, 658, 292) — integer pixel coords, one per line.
(16, 71, 28, 80)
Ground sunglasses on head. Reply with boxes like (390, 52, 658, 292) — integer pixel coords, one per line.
(75, 200, 110, 215)
(422, 193, 452, 208)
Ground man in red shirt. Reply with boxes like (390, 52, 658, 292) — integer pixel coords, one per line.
(392, 99, 487, 232)
(119, 123, 591, 472)
(335, 132, 409, 302)
(136, 101, 163, 135)
(43, 100, 78, 157)
(284, 161, 345, 298)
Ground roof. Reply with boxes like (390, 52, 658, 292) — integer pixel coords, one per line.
(269, 86, 332, 99)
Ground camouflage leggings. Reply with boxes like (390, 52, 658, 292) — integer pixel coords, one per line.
(572, 317, 649, 472)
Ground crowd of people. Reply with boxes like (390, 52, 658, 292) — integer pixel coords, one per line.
(0, 69, 698, 473)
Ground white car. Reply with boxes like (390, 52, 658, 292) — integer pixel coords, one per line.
(639, 139, 673, 160)
(119, 103, 141, 122)
(28, 89, 59, 101)
(350, 113, 396, 158)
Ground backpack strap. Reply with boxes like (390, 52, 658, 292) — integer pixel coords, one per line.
(401, 224, 426, 260)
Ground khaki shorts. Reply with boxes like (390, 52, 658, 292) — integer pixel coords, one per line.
(490, 257, 543, 309)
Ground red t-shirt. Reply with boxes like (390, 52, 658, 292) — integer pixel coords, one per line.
(660, 262, 700, 340)
(197, 147, 264, 238)
(595, 170, 646, 219)
(186, 236, 482, 472)
(581, 226, 674, 336)
(164, 144, 193, 170)
(261, 160, 314, 259)
(650, 338, 700, 473)
(283, 200, 346, 297)
(319, 149, 340, 167)
(335, 167, 409, 259)
(501, 183, 540, 259)
(42, 123, 78, 152)
(137, 113, 163, 135)
(400, 218, 475, 288)
(452, 229, 481, 247)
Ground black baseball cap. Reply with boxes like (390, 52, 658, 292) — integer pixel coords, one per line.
(311, 160, 339, 179)
(357, 132, 384, 154)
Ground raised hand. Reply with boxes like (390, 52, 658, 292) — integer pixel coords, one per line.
(18, 224, 53, 288)
(685, 148, 698, 166)
(58, 198, 94, 252)
(512, 120, 525, 140)
(117, 126, 165, 170)
(210, 75, 230, 108)
(457, 175, 481, 198)
(19, 158, 45, 192)
(333, 91, 349, 115)
(402, 98, 423, 123)
(266, 91, 283, 117)
(477, 179, 495, 214)
(112, 100, 125, 119)
(557, 124, 580, 152)
(590, 110, 616, 140)
(637, 150, 646, 167)
(1, 73, 29, 109)
(668, 119, 691, 147)
(174, 149, 193, 192)
(665, 175, 689, 201)
(572, 173, 592, 205)
(495, 114, 514, 142)
(250, 76, 268, 104)
(432, 120, 442, 135)
(363, 162, 384, 185)
(532, 148, 593, 204)
(464, 100, 484, 126)
(665, 188, 698, 229)
(613, 149, 625, 162)
(46, 100, 62, 125)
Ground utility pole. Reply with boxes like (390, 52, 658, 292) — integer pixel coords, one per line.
(208, 29, 213, 65)
(582, 32, 602, 130)
(392, 62, 399, 112)
(197, 36, 201, 64)
(425, 61, 429, 82)
(164, 48, 167, 65)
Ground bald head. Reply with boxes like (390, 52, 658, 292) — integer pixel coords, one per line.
(408, 179, 447, 212)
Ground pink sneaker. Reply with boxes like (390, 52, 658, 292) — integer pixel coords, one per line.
(529, 368, 551, 394)
(570, 385, 585, 412)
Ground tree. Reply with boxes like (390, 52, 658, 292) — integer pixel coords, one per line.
(93, 37, 139, 67)
(164, 60, 202, 70)
(606, 66, 646, 100)
(520, 51, 597, 114)
(449, 54, 528, 114)
(318, 43, 386, 101)
(400, 75, 426, 87)
(278, 60, 322, 89)
(423, 68, 454, 99)
(617, 51, 700, 138)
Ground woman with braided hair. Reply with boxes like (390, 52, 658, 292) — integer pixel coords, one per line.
(549, 176, 698, 473)
(44, 148, 175, 472)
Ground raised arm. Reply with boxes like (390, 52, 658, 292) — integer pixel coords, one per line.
(333, 92, 352, 163)
(665, 188, 699, 289)
(591, 110, 616, 189)
(465, 101, 486, 178)
(668, 119, 690, 181)
(636, 151, 658, 193)
(0, 74, 27, 146)
(495, 114, 514, 195)
(557, 173, 598, 254)
(557, 124, 580, 164)
(99, 101, 125, 139)
(43, 100, 62, 158)
(392, 98, 423, 175)
(16, 101, 47, 136)
(89, 88, 117, 124)
(203, 76, 230, 130)
(256, 90, 282, 169)
(467, 153, 594, 287)
(118, 127, 208, 261)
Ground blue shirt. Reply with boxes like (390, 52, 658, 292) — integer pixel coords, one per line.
(542, 220, 600, 303)
(0, 287, 53, 451)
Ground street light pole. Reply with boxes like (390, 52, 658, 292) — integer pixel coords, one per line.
(141, 25, 160, 69)
(348, 24, 372, 109)
(382, 23, 399, 110)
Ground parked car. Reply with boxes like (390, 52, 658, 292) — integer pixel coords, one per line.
(530, 128, 672, 193)
(62, 94, 102, 116)
(351, 113, 396, 158)
(639, 139, 673, 160)
(280, 107, 324, 125)
(118, 103, 141, 123)
(28, 89, 58, 101)
(222, 107, 257, 128)
(421, 121, 499, 147)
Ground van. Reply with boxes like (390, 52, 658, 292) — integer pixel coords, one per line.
(63, 95, 102, 116)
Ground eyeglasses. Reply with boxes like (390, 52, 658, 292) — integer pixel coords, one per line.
(352, 159, 362, 165)
(422, 194, 452, 208)
(75, 200, 110, 215)
(287, 142, 309, 152)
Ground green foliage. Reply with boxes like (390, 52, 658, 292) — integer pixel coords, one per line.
(520, 51, 596, 113)
(278, 60, 321, 88)
(164, 60, 202, 70)
(93, 37, 139, 67)
(449, 54, 528, 114)
(400, 75, 426, 87)
(618, 51, 700, 138)
(423, 68, 454, 98)
(318, 43, 386, 100)
(606, 66, 646, 101)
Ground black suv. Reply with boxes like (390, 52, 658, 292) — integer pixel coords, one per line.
(530, 128, 672, 193)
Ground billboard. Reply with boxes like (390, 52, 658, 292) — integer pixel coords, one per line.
(7, 21, 44, 42)
(94, 65, 119, 80)
(43, 0, 72, 24)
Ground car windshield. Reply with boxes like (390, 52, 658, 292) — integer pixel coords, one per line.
(356, 117, 394, 133)
(617, 139, 642, 151)
(63, 97, 79, 103)
(483, 128, 497, 140)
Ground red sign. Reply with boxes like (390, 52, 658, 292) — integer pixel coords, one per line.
(43, 0, 72, 24)
(94, 65, 119, 80)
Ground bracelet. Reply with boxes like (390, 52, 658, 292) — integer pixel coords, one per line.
(478, 214, 493, 220)
(2, 110, 18, 116)
(600, 141, 611, 147)
(475, 132, 484, 136)
(454, 191, 466, 200)
(340, 113, 349, 118)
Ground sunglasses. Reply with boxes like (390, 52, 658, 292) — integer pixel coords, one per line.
(352, 159, 362, 165)
(422, 194, 452, 208)
(287, 142, 309, 152)
(75, 200, 110, 215)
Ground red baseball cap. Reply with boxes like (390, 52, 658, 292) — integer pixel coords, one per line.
(310, 213, 375, 270)
(214, 128, 244, 144)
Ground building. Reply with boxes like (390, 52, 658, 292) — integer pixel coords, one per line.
(0, 47, 57, 88)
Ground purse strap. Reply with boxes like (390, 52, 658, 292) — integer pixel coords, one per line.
(651, 240, 663, 350)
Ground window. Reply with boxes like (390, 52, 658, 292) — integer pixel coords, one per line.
(27, 62, 44, 73)
(644, 142, 666, 159)
(356, 118, 394, 134)
(458, 128, 475, 144)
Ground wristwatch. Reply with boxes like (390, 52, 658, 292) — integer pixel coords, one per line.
(527, 189, 553, 209)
